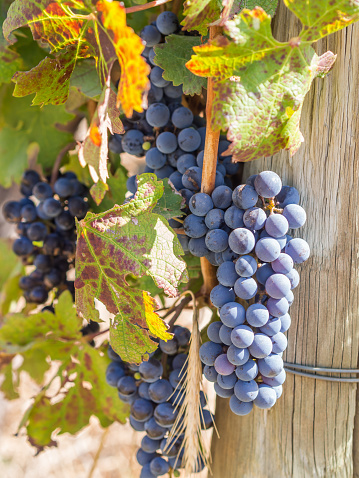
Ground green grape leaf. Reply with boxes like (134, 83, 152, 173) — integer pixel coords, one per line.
(239, 0, 278, 15)
(0, 38, 23, 85)
(75, 174, 188, 363)
(2, 0, 149, 116)
(79, 80, 124, 184)
(182, 0, 221, 35)
(70, 59, 103, 100)
(153, 178, 185, 220)
(154, 35, 207, 96)
(0, 291, 128, 449)
(186, 8, 337, 161)
(284, 0, 359, 41)
(0, 83, 74, 178)
(90, 180, 109, 206)
(0, 361, 19, 400)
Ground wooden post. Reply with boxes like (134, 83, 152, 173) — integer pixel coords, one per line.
(210, 2, 359, 477)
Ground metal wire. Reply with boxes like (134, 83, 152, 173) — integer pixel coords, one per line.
(284, 362, 359, 383)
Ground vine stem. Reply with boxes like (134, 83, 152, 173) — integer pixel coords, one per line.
(199, 25, 223, 298)
(87, 428, 109, 478)
(125, 0, 172, 14)
(50, 141, 76, 187)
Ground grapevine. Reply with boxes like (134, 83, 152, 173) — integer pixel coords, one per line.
(0, 0, 358, 476)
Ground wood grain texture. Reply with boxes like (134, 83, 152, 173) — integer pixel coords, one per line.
(210, 2, 359, 477)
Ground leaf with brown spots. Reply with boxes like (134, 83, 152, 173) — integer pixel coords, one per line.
(75, 174, 188, 363)
(78, 78, 124, 184)
(284, 0, 359, 41)
(186, 8, 337, 162)
(0, 291, 128, 448)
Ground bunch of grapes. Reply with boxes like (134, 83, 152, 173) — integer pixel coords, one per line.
(183, 171, 310, 415)
(2, 169, 89, 305)
(109, 11, 239, 211)
(106, 324, 213, 477)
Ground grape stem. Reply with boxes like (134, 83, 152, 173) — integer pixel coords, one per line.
(199, 25, 222, 300)
(50, 141, 76, 187)
(125, 0, 172, 14)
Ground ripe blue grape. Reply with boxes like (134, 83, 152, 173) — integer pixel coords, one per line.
(265, 273, 291, 299)
(234, 277, 258, 300)
(220, 302, 245, 327)
(271, 253, 293, 274)
(205, 228, 229, 252)
(137, 449, 158, 466)
(259, 316, 281, 336)
(68, 196, 88, 219)
(229, 395, 253, 415)
(150, 66, 171, 88)
(276, 185, 300, 207)
(214, 354, 236, 376)
(172, 326, 190, 346)
(265, 214, 289, 237)
(55, 211, 75, 230)
(3, 201, 22, 222)
(232, 184, 258, 209)
(155, 164, 175, 179)
(20, 203, 37, 222)
(219, 324, 233, 346)
(131, 398, 154, 422)
(279, 313, 291, 332)
(216, 261, 239, 287)
(235, 359, 258, 381)
(285, 268, 300, 289)
(199, 341, 223, 366)
(178, 128, 201, 152)
(262, 369, 286, 386)
(227, 345, 250, 366)
(231, 325, 254, 348)
(286, 289, 294, 305)
(234, 379, 259, 402)
(253, 384, 277, 409)
(203, 365, 218, 382)
(159, 337, 178, 355)
(183, 214, 207, 238)
(27, 222, 48, 241)
(254, 171, 282, 198)
(285, 238, 310, 263)
(140, 25, 161, 46)
(42, 198, 62, 218)
(246, 303, 269, 327)
(154, 402, 178, 427)
(207, 321, 222, 343)
(235, 255, 257, 277)
(139, 358, 163, 383)
(222, 247, 239, 262)
(248, 333, 272, 358)
(205, 209, 225, 229)
(156, 11, 179, 34)
(189, 193, 213, 216)
(182, 166, 202, 191)
(177, 154, 196, 174)
(121, 130, 144, 156)
(34, 181, 53, 199)
(217, 372, 237, 389)
(130, 416, 146, 432)
(255, 237, 281, 262)
(106, 362, 125, 387)
(146, 148, 167, 170)
(13, 237, 33, 256)
(156, 132, 177, 154)
(243, 207, 267, 230)
(228, 228, 255, 254)
(141, 436, 161, 454)
(257, 354, 283, 378)
(168, 171, 183, 190)
(212, 185, 232, 209)
(271, 332, 288, 354)
(146, 103, 170, 127)
(224, 205, 245, 229)
(118, 376, 137, 396)
(148, 379, 173, 403)
(145, 417, 167, 439)
(164, 83, 183, 99)
(267, 297, 290, 317)
(214, 382, 234, 398)
(210, 284, 235, 308)
(188, 237, 209, 257)
(171, 107, 193, 129)
(282, 204, 306, 228)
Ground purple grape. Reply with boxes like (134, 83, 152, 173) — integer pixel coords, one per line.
(265, 214, 289, 237)
(267, 297, 290, 317)
(219, 324, 233, 346)
(282, 204, 306, 229)
(271, 253, 293, 274)
(257, 354, 283, 378)
(271, 332, 288, 353)
(248, 333, 272, 358)
(234, 379, 259, 402)
(228, 228, 255, 254)
(235, 359, 258, 381)
(232, 184, 258, 209)
(227, 345, 250, 366)
(189, 193, 213, 216)
(216, 261, 239, 287)
(231, 325, 254, 348)
(255, 237, 281, 262)
(262, 369, 286, 386)
(212, 185, 232, 209)
(217, 372, 237, 389)
(285, 238, 310, 263)
(259, 316, 281, 336)
(246, 304, 269, 327)
(199, 341, 223, 366)
(234, 277, 258, 300)
(279, 313, 291, 332)
(205, 228, 229, 253)
(210, 284, 235, 308)
(214, 354, 236, 376)
(254, 171, 282, 198)
(220, 302, 246, 327)
(243, 207, 267, 230)
(285, 268, 300, 289)
(207, 321, 222, 343)
(253, 384, 277, 409)
(235, 255, 257, 277)
(229, 395, 253, 415)
(214, 382, 234, 398)
(205, 209, 225, 229)
(276, 185, 300, 207)
(224, 206, 244, 229)
(203, 365, 218, 382)
(265, 274, 291, 299)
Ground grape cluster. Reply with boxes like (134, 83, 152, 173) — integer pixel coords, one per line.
(2, 169, 89, 305)
(108, 12, 239, 208)
(106, 325, 212, 477)
(194, 171, 310, 415)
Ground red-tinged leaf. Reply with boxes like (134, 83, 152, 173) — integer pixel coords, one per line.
(78, 80, 124, 184)
(182, 0, 221, 36)
(97, 0, 150, 116)
(2, 0, 113, 105)
(75, 174, 188, 363)
(90, 180, 109, 206)
(186, 8, 337, 161)
(285, 0, 359, 41)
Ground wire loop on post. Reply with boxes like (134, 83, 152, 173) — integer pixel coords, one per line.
(284, 362, 359, 383)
